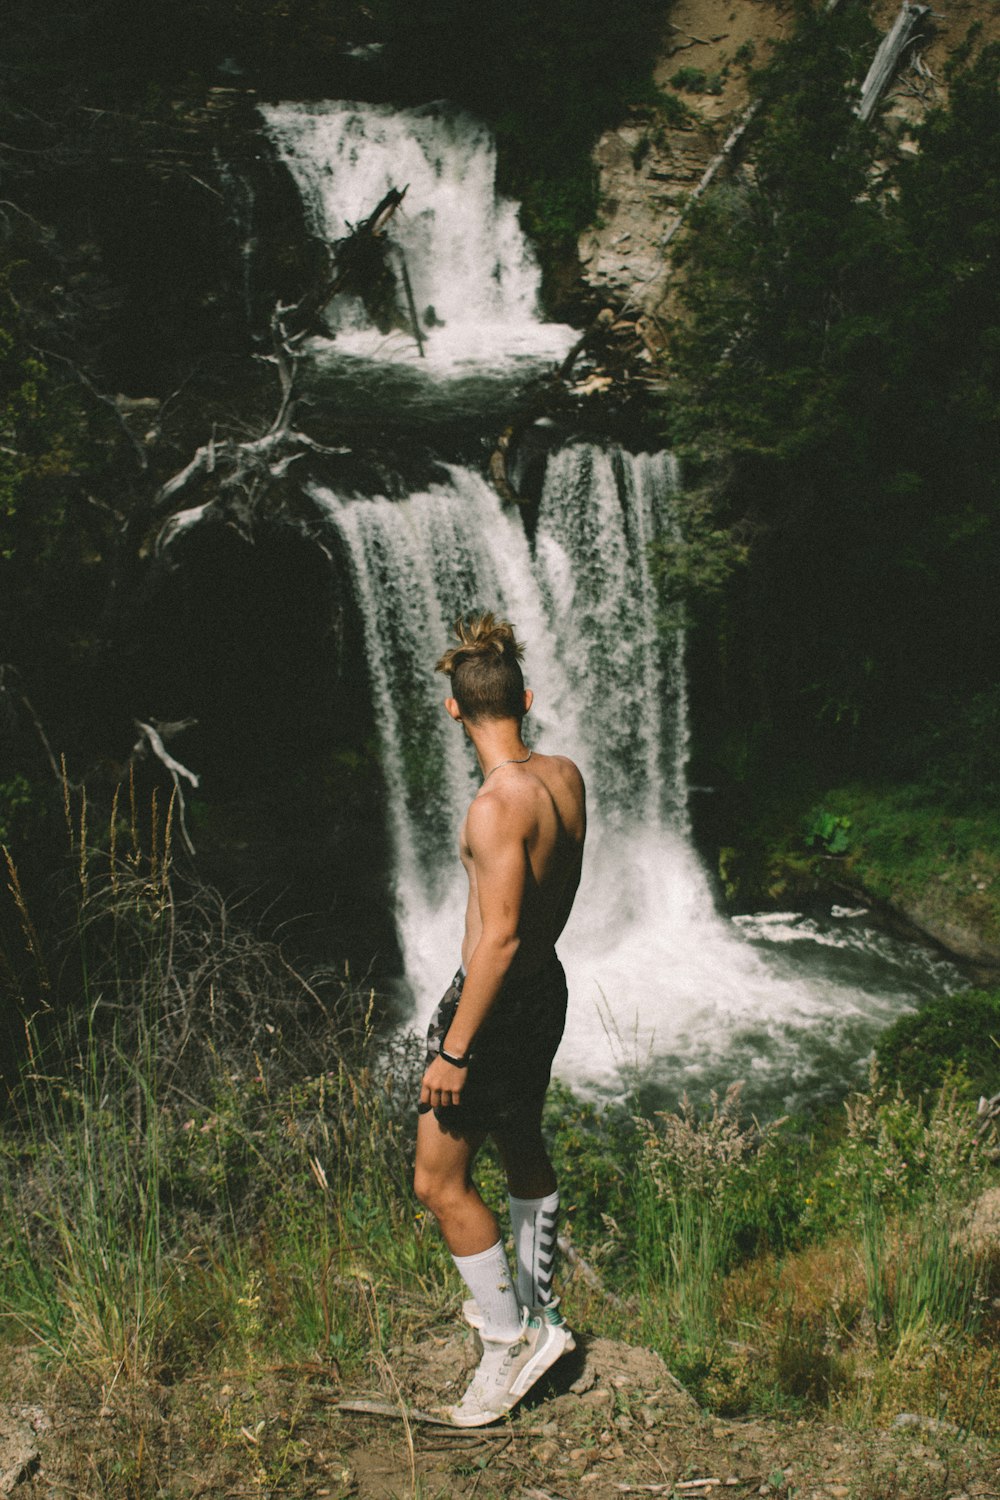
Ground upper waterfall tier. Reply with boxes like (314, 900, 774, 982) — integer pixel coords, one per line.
(259, 100, 577, 371)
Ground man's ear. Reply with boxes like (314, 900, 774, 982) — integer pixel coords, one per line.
(523, 688, 534, 715)
(444, 696, 463, 722)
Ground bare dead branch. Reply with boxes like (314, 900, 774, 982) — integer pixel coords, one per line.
(131, 719, 200, 855)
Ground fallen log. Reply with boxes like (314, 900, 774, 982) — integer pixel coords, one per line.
(857, 3, 931, 124)
(321, 1397, 510, 1432)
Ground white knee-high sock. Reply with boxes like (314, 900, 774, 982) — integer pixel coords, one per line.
(452, 1240, 523, 1341)
(509, 1191, 559, 1308)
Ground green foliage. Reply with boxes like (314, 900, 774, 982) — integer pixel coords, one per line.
(669, 67, 722, 95)
(653, 89, 699, 129)
(664, 16, 1000, 787)
(876, 991, 1000, 1100)
(803, 809, 852, 856)
(906, 688, 1000, 805)
(792, 782, 1000, 959)
(543, 1080, 634, 1240)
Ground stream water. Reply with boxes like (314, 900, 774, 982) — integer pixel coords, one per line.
(252, 99, 963, 1118)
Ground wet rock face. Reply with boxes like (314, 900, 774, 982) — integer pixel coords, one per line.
(25, 92, 326, 396)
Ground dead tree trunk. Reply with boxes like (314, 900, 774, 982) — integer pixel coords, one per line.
(153, 302, 347, 546)
(857, 3, 931, 124)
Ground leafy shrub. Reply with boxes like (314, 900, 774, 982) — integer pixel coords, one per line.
(803, 808, 852, 855)
(875, 991, 1000, 1099)
(657, 91, 697, 128)
(809, 1066, 989, 1237)
(670, 66, 709, 93)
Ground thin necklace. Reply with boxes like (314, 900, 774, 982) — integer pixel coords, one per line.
(483, 749, 532, 781)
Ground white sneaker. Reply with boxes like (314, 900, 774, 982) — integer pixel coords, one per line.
(462, 1296, 577, 1352)
(448, 1312, 570, 1427)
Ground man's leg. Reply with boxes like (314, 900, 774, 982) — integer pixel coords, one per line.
(414, 1108, 522, 1340)
(493, 1109, 563, 1318)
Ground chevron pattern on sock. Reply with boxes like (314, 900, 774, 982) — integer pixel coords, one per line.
(535, 1206, 558, 1304)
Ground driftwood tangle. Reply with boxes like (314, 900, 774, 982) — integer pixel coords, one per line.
(317, 185, 408, 317)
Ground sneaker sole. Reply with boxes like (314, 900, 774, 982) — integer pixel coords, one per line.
(463, 1302, 577, 1353)
(447, 1403, 505, 1428)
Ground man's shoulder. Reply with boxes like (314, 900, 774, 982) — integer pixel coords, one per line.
(549, 751, 583, 775)
(536, 751, 585, 790)
(466, 782, 533, 846)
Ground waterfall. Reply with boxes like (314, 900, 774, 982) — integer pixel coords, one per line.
(313, 447, 680, 998)
(313, 444, 959, 1113)
(244, 97, 962, 1113)
(259, 100, 575, 369)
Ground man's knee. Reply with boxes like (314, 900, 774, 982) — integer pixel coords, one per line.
(413, 1165, 464, 1221)
(413, 1163, 437, 1212)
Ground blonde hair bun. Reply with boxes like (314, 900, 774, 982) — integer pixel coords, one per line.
(436, 612, 525, 674)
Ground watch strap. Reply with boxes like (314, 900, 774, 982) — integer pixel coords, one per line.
(439, 1043, 471, 1068)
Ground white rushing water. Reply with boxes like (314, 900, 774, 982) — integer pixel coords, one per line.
(313, 446, 961, 1114)
(259, 100, 576, 371)
(255, 96, 961, 1111)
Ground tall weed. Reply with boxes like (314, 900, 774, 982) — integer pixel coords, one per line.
(635, 1084, 786, 1373)
(0, 783, 436, 1386)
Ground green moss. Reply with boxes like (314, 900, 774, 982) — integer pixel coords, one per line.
(805, 785, 1000, 950)
(876, 990, 1000, 1099)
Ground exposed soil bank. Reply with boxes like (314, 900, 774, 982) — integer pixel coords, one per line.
(2, 1327, 998, 1500)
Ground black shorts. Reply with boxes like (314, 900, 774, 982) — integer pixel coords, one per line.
(420, 952, 568, 1136)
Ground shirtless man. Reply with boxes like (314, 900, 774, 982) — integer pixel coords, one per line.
(413, 612, 586, 1427)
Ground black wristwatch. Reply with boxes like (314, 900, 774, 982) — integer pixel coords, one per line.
(439, 1042, 471, 1068)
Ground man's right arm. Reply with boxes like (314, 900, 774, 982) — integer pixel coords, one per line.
(419, 790, 527, 1111)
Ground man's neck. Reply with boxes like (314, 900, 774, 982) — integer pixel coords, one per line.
(465, 718, 529, 781)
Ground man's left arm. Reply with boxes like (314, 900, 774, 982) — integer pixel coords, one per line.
(419, 792, 527, 1109)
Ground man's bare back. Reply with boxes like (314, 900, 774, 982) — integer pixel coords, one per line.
(459, 750, 585, 977)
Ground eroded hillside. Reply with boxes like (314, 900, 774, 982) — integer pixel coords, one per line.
(580, 0, 1000, 318)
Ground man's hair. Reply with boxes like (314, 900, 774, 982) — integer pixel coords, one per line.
(435, 612, 526, 722)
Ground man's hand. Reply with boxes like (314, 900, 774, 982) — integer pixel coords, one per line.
(419, 1052, 469, 1112)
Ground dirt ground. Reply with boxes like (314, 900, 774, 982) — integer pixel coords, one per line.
(2, 1327, 997, 1499)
